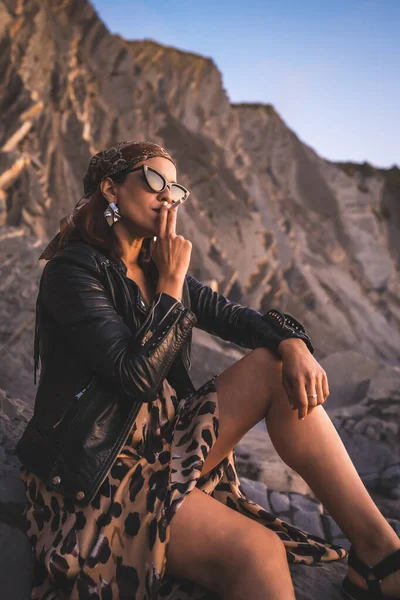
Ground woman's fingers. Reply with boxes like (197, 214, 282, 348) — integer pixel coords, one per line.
(321, 371, 330, 401)
(158, 201, 178, 238)
(166, 202, 178, 237)
(285, 377, 320, 420)
(306, 387, 318, 416)
(298, 374, 328, 419)
(283, 376, 305, 419)
(283, 362, 330, 421)
(158, 202, 166, 233)
(298, 387, 309, 420)
(288, 382, 309, 420)
(158, 201, 174, 237)
(316, 375, 326, 406)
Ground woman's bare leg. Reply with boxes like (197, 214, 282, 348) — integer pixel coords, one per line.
(262, 353, 400, 595)
(166, 487, 295, 599)
(199, 348, 400, 596)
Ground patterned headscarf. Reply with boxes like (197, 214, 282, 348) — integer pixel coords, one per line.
(39, 140, 176, 260)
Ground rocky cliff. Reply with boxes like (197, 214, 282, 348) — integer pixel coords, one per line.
(0, 0, 399, 598)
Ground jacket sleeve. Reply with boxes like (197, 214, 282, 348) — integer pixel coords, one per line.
(186, 274, 314, 357)
(41, 258, 198, 402)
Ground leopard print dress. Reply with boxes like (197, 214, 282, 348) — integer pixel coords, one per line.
(20, 374, 347, 599)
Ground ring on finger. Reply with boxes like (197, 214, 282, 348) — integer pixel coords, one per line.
(306, 392, 318, 407)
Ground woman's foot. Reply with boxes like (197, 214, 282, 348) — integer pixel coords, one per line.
(347, 539, 400, 598)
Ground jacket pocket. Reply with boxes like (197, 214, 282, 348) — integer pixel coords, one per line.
(52, 375, 97, 432)
(57, 379, 123, 468)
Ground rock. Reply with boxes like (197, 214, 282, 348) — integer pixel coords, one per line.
(290, 560, 348, 600)
(381, 465, 400, 499)
(330, 364, 400, 499)
(237, 477, 272, 511)
(0, 389, 33, 526)
(0, 522, 33, 600)
(289, 494, 325, 540)
(367, 364, 400, 403)
(320, 350, 381, 410)
(269, 489, 291, 514)
(0, 230, 46, 405)
(189, 328, 247, 389)
(0, 469, 28, 528)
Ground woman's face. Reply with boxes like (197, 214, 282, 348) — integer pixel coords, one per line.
(101, 156, 178, 239)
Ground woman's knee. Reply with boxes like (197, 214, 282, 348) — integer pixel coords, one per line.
(253, 346, 283, 367)
(233, 525, 288, 567)
(216, 525, 289, 595)
(165, 488, 287, 594)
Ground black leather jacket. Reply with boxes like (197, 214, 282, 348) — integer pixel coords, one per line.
(16, 240, 314, 506)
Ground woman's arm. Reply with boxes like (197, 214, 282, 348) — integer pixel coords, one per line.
(41, 258, 197, 402)
(186, 274, 314, 358)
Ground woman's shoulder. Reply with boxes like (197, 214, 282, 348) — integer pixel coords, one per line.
(45, 240, 108, 275)
(39, 241, 111, 312)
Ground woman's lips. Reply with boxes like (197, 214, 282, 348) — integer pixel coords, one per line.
(152, 204, 176, 215)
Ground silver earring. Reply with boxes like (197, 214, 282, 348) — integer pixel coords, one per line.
(104, 201, 122, 227)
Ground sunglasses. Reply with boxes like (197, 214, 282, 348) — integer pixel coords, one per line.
(126, 164, 190, 209)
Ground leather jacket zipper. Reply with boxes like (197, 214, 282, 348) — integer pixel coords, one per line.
(138, 294, 162, 345)
(139, 295, 180, 346)
(81, 255, 185, 504)
(141, 329, 153, 345)
(82, 259, 156, 502)
(86, 301, 187, 504)
(52, 415, 64, 430)
(52, 375, 96, 430)
(87, 306, 188, 505)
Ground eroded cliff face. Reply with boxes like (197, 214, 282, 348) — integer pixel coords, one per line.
(1, 3, 400, 597)
(1, 0, 400, 403)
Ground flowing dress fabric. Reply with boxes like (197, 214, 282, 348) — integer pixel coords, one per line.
(20, 375, 347, 599)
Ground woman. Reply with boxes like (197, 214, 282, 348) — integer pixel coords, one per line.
(17, 140, 400, 600)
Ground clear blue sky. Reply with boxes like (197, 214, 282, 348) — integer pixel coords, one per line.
(91, 0, 399, 169)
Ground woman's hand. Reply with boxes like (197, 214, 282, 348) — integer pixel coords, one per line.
(150, 200, 192, 280)
(278, 338, 330, 420)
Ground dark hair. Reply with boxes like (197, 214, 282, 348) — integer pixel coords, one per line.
(61, 169, 158, 280)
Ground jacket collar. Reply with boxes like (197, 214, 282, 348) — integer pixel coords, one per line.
(52, 240, 190, 311)
(114, 256, 128, 275)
